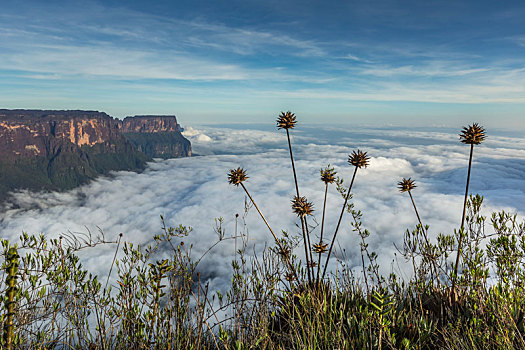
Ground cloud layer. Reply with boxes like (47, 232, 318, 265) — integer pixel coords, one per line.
(1, 124, 525, 292)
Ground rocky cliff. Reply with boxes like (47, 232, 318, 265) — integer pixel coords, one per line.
(0, 110, 150, 199)
(120, 115, 192, 159)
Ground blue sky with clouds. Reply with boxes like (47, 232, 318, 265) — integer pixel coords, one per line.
(1, 0, 525, 127)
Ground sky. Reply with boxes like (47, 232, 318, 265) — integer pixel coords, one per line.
(1, 0, 525, 127)
(1, 124, 525, 293)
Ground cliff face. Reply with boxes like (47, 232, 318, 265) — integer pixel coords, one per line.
(121, 115, 192, 159)
(121, 115, 180, 133)
(0, 110, 150, 199)
(0, 110, 123, 159)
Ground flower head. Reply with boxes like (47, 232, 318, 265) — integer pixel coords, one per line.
(285, 272, 296, 281)
(398, 178, 416, 193)
(276, 111, 297, 130)
(307, 261, 318, 268)
(348, 149, 370, 168)
(291, 195, 314, 217)
(320, 165, 337, 184)
(228, 167, 248, 186)
(312, 241, 328, 254)
(459, 123, 486, 145)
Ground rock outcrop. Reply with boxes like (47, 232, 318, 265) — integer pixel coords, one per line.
(120, 115, 192, 159)
(0, 110, 151, 200)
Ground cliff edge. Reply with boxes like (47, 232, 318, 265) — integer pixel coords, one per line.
(120, 115, 192, 159)
(0, 110, 150, 200)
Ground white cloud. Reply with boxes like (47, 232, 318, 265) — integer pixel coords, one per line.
(0, 43, 250, 81)
(360, 60, 490, 78)
(2, 1, 525, 108)
(1, 125, 525, 293)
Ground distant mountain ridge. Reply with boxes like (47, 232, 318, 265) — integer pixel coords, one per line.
(121, 115, 192, 159)
(0, 109, 191, 200)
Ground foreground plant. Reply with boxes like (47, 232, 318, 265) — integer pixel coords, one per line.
(228, 167, 299, 282)
(398, 178, 443, 289)
(231, 113, 371, 289)
(276, 111, 316, 283)
(321, 149, 370, 281)
(398, 178, 421, 226)
(315, 166, 336, 284)
(453, 123, 486, 288)
(2, 246, 18, 350)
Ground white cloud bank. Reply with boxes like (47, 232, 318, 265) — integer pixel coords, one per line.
(1, 124, 524, 293)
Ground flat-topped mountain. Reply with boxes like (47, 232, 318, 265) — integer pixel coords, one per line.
(120, 115, 192, 158)
(121, 115, 180, 133)
(0, 110, 191, 200)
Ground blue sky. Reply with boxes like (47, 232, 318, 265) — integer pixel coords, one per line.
(1, 0, 525, 127)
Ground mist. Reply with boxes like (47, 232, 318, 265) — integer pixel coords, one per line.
(1, 123, 524, 293)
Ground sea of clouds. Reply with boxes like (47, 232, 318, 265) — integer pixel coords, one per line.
(1, 123, 525, 293)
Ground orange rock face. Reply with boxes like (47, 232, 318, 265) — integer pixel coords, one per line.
(0, 110, 123, 160)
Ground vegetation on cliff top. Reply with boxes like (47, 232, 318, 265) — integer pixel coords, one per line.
(0, 138, 150, 202)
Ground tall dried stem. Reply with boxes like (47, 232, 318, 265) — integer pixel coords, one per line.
(321, 166, 358, 281)
(240, 182, 299, 283)
(277, 111, 313, 282)
(316, 182, 329, 284)
(453, 123, 485, 289)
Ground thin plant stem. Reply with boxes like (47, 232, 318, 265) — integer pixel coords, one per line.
(239, 183, 299, 282)
(234, 213, 238, 262)
(322, 166, 358, 281)
(104, 233, 122, 293)
(300, 216, 313, 285)
(303, 216, 315, 279)
(285, 128, 313, 281)
(408, 191, 423, 228)
(408, 191, 440, 286)
(286, 129, 300, 197)
(360, 245, 370, 295)
(316, 183, 329, 285)
(453, 143, 474, 287)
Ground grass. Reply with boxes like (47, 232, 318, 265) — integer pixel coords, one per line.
(2, 115, 525, 349)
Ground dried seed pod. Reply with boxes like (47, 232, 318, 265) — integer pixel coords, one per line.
(320, 166, 337, 184)
(398, 178, 416, 193)
(276, 111, 297, 130)
(459, 123, 486, 145)
(228, 167, 248, 186)
(348, 149, 370, 168)
(312, 242, 328, 254)
(291, 195, 314, 217)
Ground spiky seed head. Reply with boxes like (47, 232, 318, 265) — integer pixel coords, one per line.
(228, 167, 248, 186)
(398, 178, 417, 193)
(276, 111, 297, 130)
(348, 149, 370, 168)
(320, 165, 337, 184)
(312, 241, 328, 254)
(285, 272, 296, 281)
(291, 195, 314, 217)
(459, 123, 486, 145)
(307, 261, 318, 268)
